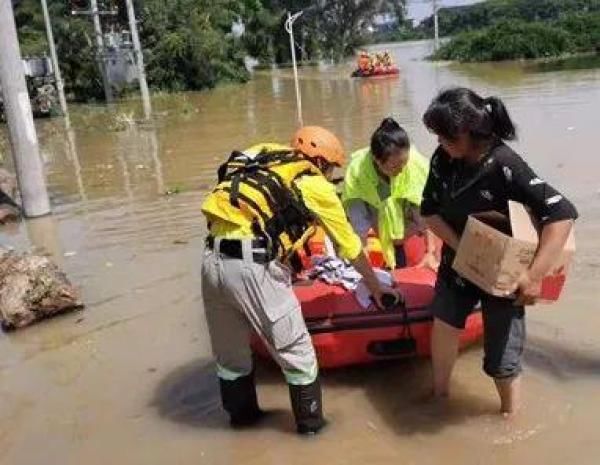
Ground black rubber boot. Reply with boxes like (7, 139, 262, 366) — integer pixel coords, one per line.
(219, 372, 264, 428)
(289, 377, 326, 435)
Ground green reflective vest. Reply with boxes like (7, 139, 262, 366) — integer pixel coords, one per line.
(342, 146, 429, 268)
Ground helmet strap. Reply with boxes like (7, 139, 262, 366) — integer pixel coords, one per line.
(296, 151, 337, 178)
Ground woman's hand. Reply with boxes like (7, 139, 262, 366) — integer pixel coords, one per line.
(514, 219, 574, 306)
(417, 251, 439, 271)
(350, 251, 403, 310)
(515, 270, 543, 306)
(423, 216, 460, 251)
(372, 285, 402, 310)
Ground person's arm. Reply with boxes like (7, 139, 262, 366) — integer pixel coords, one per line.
(345, 198, 374, 246)
(423, 214, 460, 251)
(425, 229, 437, 254)
(415, 228, 440, 270)
(499, 152, 578, 304)
(350, 251, 392, 308)
(515, 219, 574, 305)
(297, 175, 398, 308)
(420, 149, 457, 249)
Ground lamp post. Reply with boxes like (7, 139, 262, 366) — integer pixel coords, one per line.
(285, 11, 304, 127)
(433, 0, 440, 51)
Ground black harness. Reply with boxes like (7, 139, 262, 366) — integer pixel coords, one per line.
(215, 150, 316, 259)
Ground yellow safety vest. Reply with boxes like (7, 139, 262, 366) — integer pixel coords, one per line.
(342, 146, 429, 268)
(202, 144, 323, 260)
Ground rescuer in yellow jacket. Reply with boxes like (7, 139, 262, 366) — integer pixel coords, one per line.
(201, 126, 398, 435)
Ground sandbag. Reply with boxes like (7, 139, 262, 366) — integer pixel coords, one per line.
(0, 247, 83, 330)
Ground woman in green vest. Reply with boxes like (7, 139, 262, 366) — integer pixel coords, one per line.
(342, 118, 438, 269)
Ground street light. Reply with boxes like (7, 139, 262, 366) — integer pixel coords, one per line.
(285, 11, 304, 127)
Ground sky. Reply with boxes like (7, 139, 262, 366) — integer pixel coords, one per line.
(406, 0, 483, 22)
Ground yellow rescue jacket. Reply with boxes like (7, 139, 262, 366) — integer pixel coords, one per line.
(201, 143, 324, 260)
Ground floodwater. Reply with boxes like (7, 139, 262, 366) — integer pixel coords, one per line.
(0, 41, 599, 465)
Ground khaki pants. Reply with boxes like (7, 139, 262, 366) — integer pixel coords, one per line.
(201, 243, 318, 385)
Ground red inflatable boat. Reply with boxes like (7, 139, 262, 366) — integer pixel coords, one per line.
(351, 66, 400, 78)
(252, 235, 483, 369)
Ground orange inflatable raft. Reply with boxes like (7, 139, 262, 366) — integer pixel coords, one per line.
(252, 234, 483, 369)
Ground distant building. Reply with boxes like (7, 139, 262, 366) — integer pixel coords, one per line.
(1, 56, 59, 120)
(22, 56, 53, 78)
(104, 31, 138, 91)
(371, 13, 397, 33)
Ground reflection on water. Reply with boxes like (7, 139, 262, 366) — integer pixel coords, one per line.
(0, 40, 600, 465)
(531, 54, 600, 73)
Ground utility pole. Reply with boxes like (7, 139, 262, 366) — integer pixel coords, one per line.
(125, 0, 152, 120)
(433, 0, 440, 51)
(90, 0, 113, 102)
(40, 0, 68, 117)
(0, 0, 51, 217)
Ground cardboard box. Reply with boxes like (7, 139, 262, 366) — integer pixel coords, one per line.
(452, 201, 575, 302)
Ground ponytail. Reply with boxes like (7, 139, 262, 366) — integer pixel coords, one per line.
(483, 96, 516, 141)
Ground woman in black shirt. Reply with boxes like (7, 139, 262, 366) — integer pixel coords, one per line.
(421, 87, 577, 415)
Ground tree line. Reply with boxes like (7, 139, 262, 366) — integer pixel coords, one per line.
(422, 0, 600, 62)
(14, 0, 407, 101)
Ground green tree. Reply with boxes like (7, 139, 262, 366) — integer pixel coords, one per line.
(139, 0, 249, 92)
(14, 0, 254, 99)
(315, 0, 385, 60)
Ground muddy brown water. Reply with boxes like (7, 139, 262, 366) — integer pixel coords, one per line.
(0, 41, 599, 465)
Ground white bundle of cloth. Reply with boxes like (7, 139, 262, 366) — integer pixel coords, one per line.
(308, 256, 395, 309)
(308, 256, 363, 290)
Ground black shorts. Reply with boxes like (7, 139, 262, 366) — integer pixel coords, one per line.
(429, 266, 526, 379)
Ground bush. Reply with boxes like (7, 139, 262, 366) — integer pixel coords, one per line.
(557, 12, 600, 52)
(420, 0, 600, 37)
(432, 16, 599, 62)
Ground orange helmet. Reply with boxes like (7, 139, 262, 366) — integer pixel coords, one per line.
(291, 126, 345, 167)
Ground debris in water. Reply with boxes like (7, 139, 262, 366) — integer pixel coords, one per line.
(0, 167, 17, 198)
(567, 126, 575, 131)
(0, 204, 20, 224)
(173, 239, 188, 245)
(0, 168, 21, 223)
(64, 251, 77, 258)
(492, 422, 544, 445)
(0, 247, 83, 330)
(164, 186, 182, 196)
(105, 262, 113, 268)
(109, 112, 136, 131)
